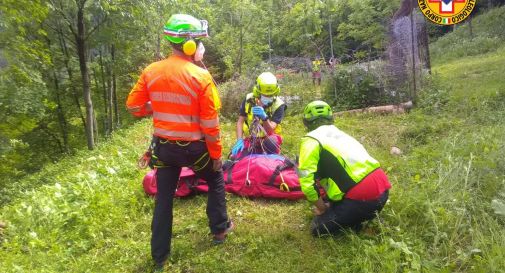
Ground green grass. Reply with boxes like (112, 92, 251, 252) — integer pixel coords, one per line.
(2, 22, 505, 273)
(430, 6, 505, 65)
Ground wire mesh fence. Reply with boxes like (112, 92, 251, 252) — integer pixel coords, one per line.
(219, 0, 430, 117)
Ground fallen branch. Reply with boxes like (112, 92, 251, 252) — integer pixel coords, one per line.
(334, 101, 413, 116)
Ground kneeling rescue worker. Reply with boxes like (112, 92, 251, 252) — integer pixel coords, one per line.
(231, 72, 287, 157)
(126, 14, 233, 271)
(298, 101, 391, 236)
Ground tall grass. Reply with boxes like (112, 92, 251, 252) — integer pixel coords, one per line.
(430, 6, 505, 65)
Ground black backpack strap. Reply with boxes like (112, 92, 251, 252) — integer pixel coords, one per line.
(226, 166, 234, 185)
(222, 159, 237, 185)
(267, 158, 296, 186)
(182, 176, 199, 189)
(223, 153, 252, 185)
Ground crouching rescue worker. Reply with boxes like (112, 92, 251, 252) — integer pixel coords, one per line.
(298, 101, 391, 236)
(231, 72, 287, 158)
(126, 14, 233, 271)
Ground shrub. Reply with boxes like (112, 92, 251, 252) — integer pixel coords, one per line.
(323, 66, 397, 111)
(218, 75, 254, 119)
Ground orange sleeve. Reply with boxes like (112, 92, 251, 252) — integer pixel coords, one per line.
(126, 72, 152, 117)
(197, 73, 222, 159)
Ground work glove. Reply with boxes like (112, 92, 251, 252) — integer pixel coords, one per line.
(231, 138, 245, 156)
(252, 106, 267, 120)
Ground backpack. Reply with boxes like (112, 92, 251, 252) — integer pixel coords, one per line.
(142, 168, 208, 197)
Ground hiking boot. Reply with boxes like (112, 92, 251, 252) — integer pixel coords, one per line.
(153, 262, 165, 273)
(213, 220, 235, 244)
(153, 256, 168, 272)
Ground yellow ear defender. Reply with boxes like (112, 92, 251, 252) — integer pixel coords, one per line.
(182, 39, 197, 56)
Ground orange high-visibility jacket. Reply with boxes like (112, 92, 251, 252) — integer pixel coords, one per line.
(126, 53, 222, 159)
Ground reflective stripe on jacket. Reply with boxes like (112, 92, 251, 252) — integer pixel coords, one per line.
(298, 125, 380, 202)
(126, 53, 222, 159)
(243, 92, 284, 137)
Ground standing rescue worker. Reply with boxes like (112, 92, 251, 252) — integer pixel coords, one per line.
(231, 72, 287, 158)
(298, 101, 391, 236)
(126, 14, 233, 270)
(311, 57, 323, 86)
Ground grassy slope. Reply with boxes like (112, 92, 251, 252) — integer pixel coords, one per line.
(2, 22, 505, 273)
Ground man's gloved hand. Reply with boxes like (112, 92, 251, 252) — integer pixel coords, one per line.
(252, 106, 267, 120)
(231, 138, 245, 156)
(313, 198, 330, 216)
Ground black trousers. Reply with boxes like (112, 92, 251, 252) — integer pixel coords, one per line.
(151, 140, 229, 264)
(311, 190, 389, 236)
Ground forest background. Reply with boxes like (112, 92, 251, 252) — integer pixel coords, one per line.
(1, 0, 503, 188)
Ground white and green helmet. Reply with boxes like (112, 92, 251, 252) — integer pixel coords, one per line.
(163, 14, 209, 44)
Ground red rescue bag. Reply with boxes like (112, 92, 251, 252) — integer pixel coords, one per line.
(143, 169, 158, 196)
(142, 168, 208, 197)
(223, 154, 304, 200)
(142, 154, 305, 200)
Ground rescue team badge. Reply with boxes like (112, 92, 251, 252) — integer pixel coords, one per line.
(418, 0, 476, 25)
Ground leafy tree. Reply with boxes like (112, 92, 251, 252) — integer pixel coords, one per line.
(337, 0, 399, 60)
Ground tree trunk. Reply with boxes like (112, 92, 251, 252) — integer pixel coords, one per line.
(419, 18, 431, 73)
(328, 16, 334, 58)
(52, 69, 69, 153)
(46, 36, 69, 153)
(237, 8, 243, 74)
(56, 21, 87, 130)
(98, 49, 110, 135)
(92, 68, 106, 136)
(409, 9, 417, 105)
(107, 61, 114, 134)
(111, 44, 120, 128)
(268, 26, 272, 64)
(93, 111, 99, 144)
(75, 0, 95, 150)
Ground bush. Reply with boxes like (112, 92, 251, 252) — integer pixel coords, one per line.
(323, 66, 396, 111)
(416, 76, 450, 114)
(218, 75, 254, 119)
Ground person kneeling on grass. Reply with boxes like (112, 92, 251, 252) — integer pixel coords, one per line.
(298, 101, 391, 236)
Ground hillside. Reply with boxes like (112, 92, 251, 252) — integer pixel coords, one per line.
(2, 14, 505, 273)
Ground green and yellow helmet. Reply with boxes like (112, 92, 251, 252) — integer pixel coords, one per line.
(163, 14, 209, 44)
(303, 100, 333, 126)
(252, 72, 280, 97)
